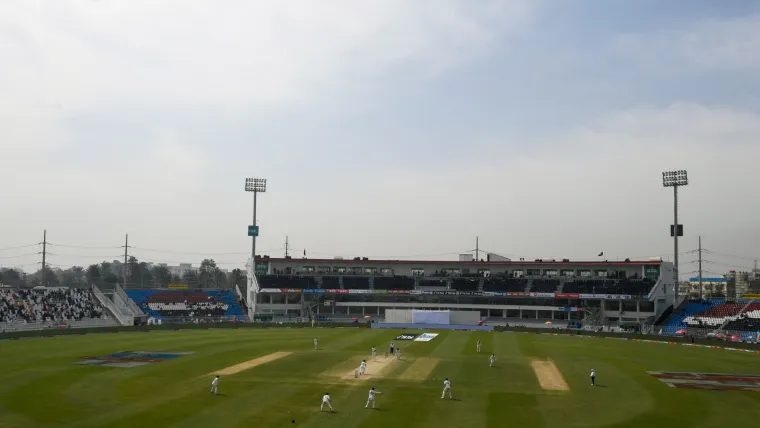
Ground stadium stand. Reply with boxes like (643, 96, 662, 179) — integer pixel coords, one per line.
(342, 277, 370, 289)
(482, 277, 527, 292)
(373, 276, 414, 290)
(125, 290, 243, 319)
(530, 279, 560, 293)
(562, 279, 654, 295)
(450, 278, 480, 291)
(0, 288, 105, 323)
(257, 275, 317, 289)
(661, 300, 760, 340)
(320, 276, 341, 288)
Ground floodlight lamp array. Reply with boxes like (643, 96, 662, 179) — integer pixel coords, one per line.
(662, 170, 688, 187)
(245, 177, 267, 192)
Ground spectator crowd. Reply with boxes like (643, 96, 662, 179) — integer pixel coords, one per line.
(0, 288, 105, 324)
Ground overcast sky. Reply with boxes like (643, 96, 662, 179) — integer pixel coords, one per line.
(2, 0, 759, 277)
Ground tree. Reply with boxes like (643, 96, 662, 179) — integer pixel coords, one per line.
(31, 266, 60, 287)
(60, 266, 86, 287)
(198, 259, 219, 288)
(229, 268, 247, 287)
(0, 268, 25, 287)
(86, 264, 102, 285)
(151, 265, 172, 287)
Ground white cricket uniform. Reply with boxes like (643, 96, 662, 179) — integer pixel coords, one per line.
(210, 377, 218, 394)
(395, 348, 401, 359)
(489, 355, 496, 367)
(365, 389, 382, 408)
(372, 347, 377, 360)
(441, 380, 452, 399)
(360, 362, 367, 375)
(314, 338, 318, 349)
(321, 394, 333, 411)
(590, 370, 596, 386)
(477, 341, 481, 352)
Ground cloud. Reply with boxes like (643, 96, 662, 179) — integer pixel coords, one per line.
(610, 14, 760, 72)
(279, 103, 759, 263)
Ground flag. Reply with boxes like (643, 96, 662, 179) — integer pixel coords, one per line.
(303, 249, 306, 257)
(598, 251, 604, 257)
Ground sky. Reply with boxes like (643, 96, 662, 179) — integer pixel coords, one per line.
(1, 0, 760, 278)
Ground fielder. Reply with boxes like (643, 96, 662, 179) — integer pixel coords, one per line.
(590, 368, 596, 386)
(441, 378, 452, 399)
(476, 340, 482, 353)
(395, 347, 401, 360)
(320, 392, 333, 411)
(365, 387, 382, 408)
(210, 375, 219, 395)
(489, 354, 496, 368)
(371, 346, 377, 361)
(360, 360, 367, 375)
(313, 337, 318, 350)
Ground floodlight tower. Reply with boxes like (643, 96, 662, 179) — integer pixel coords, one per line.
(245, 178, 267, 264)
(662, 170, 688, 300)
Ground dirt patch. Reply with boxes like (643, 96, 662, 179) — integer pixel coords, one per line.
(398, 357, 439, 381)
(207, 352, 292, 376)
(531, 359, 570, 391)
(342, 355, 397, 380)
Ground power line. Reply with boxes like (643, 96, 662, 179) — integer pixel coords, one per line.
(128, 246, 280, 256)
(703, 249, 759, 262)
(130, 255, 246, 265)
(0, 252, 40, 260)
(0, 243, 40, 252)
(48, 243, 123, 250)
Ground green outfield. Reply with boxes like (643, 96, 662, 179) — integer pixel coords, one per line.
(1, 328, 760, 428)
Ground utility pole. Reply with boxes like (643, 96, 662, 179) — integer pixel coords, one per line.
(41, 230, 47, 286)
(476, 236, 479, 262)
(698, 236, 703, 300)
(285, 236, 290, 258)
(123, 234, 128, 289)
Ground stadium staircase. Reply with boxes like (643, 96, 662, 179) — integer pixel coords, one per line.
(524, 280, 533, 292)
(91, 284, 134, 326)
(477, 278, 485, 292)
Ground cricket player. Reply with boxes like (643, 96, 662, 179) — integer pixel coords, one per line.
(313, 337, 318, 350)
(210, 375, 219, 395)
(389, 342, 395, 355)
(365, 387, 382, 408)
(320, 392, 333, 411)
(476, 340, 482, 353)
(441, 378, 452, 399)
(371, 346, 377, 361)
(395, 347, 401, 360)
(489, 353, 496, 367)
(590, 369, 596, 386)
(360, 360, 367, 375)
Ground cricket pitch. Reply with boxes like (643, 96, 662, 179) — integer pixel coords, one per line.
(531, 359, 570, 391)
(206, 351, 292, 376)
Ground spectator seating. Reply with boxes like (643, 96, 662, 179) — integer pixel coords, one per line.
(662, 300, 760, 338)
(530, 279, 560, 293)
(125, 289, 244, 319)
(481, 277, 527, 292)
(257, 275, 317, 289)
(320, 276, 341, 288)
(562, 279, 654, 295)
(450, 278, 479, 291)
(373, 276, 415, 290)
(0, 288, 106, 323)
(342, 277, 370, 289)
(417, 279, 448, 289)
